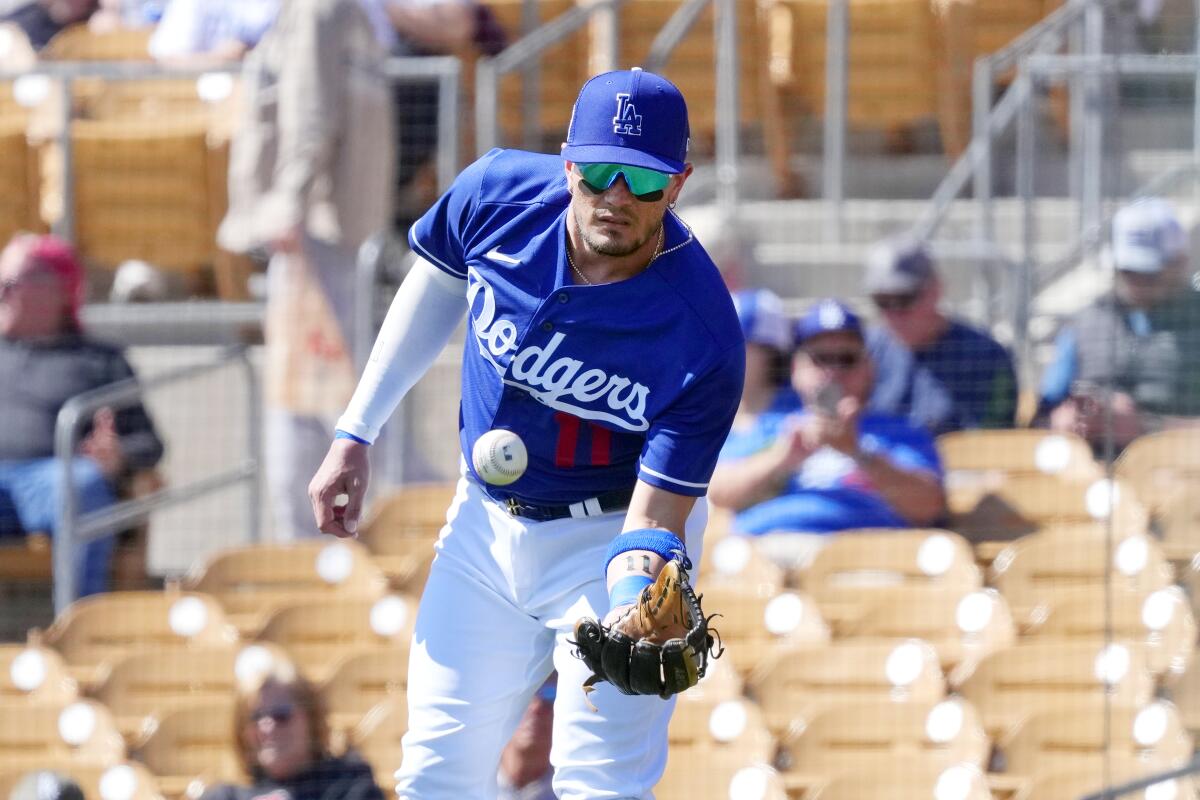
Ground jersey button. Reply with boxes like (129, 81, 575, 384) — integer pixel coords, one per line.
(557, 292, 569, 303)
(541, 321, 554, 331)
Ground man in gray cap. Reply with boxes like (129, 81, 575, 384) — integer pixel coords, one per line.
(864, 236, 1017, 436)
(1040, 198, 1200, 450)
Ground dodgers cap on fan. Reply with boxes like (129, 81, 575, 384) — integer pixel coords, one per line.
(864, 236, 935, 294)
(794, 299, 864, 345)
(561, 68, 690, 174)
(1111, 198, 1187, 274)
(732, 288, 791, 351)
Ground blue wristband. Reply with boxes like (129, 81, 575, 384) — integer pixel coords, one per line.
(609, 575, 653, 610)
(604, 528, 689, 571)
(335, 429, 370, 445)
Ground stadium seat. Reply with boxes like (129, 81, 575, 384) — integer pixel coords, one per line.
(90, 647, 238, 744)
(1001, 701, 1193, 781)
(0, 699, 125, 773)
(1115, 429, 1200, 515)
(0, 762, 165, 800)
(668, 694, 776, 765)
(958, 640, 1155, 740)
(746, 640, 945, 736)
(696, 584, 828, 679)
(989, 529, 1174, 628)
(1025, 585, 1195, 682)
(701, 534, 788, 595)
(660, 755, 787, 800)
(256, 594, 416, 684)
(1020, 769, 1198, 800)
(0, 119, 41, 252)
(1159, 488, 1200, 566)
(1167, 650, 1200, 737)
(131, 703, 243, 800)
(320, 647, 410, 743)
(0, 641, 77, 706)
(40, 25, 152, 61)
(837, 586, 1015, 683)
(937, 422, 1098, 479)
(183, 540, 389, 637)
(791, 529, 981, 632)
(41, 590, 237, 688)
(780, 697, 990, 778)
(348, 696, 408, 793)
(356, 482, 456, 592)
(806, 763, 994, 800)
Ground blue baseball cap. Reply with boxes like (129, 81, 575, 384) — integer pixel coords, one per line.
(794, 299, 864, 345)
(561, 68, 690, 174)
(732, 289, 791, 351)
(864, 236, 935, 294)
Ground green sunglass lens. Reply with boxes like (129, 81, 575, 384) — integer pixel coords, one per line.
(578, 163, 670, 197)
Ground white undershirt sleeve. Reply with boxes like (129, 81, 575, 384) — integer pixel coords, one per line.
(334, 257, 467, 443)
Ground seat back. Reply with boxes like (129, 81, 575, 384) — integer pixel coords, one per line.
(809, 763, 994, 800)
(1115, 429, 1200, 514)
(938, 429, 1099, 478)
(348, 696, 408, 793)
(0, 644, 77, 705)
(0, 700, 125, 772)
(357, 482, 456, 591)
(184, 540, 388, 636)
(41, 25, 152, 60)
(952, 474, 1148, 540)
(132, 703, 243, 797)
(667, 695, 775, 765)
(747, 640, 945, 736)
(697, 584, 828, 679)
(91, 648, 238, 743)
(321, 648, 410, 739)
(0, 121, 40, 248)
(258, 595, 415, 683)
(0, 762, 165, 800)
(959, 640, 1156, 739)
(783, 698, 990, 775)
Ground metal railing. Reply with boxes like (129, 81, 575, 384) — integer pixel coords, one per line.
(1080, 757, 1200, 800)
(53, 347, 260, 614)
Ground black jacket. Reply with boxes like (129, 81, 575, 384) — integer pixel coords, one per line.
(199, 757, 385, 800)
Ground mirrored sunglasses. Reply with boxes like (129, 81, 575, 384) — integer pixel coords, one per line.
(576, 163, 671, 202)
(250, 704, 297, 724)
(807, 350, 864, 370)
(872, 292, 921, 313)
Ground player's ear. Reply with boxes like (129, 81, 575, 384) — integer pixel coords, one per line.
(666, 164, 694, 205)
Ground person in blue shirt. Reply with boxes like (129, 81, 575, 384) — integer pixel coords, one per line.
(710, 299, 946, 538)
(864, 237, 1017, 435)
(724, 288, 799, 451)
(1039, 198, 1200, 452)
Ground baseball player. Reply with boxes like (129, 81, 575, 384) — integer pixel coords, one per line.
(309, 68, 744, 799)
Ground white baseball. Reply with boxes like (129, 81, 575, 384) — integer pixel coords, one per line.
(471, 429, 528, 486)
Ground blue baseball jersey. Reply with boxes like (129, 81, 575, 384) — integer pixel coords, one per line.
(409, 148, 745, 506)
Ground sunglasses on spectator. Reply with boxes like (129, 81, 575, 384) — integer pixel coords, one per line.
(575, 163, 671, 202)
(872, 292, 921, 312)
(805, 349, 864, 370)
(250, 704, 297, 724)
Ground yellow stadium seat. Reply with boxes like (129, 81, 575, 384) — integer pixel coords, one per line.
(41, 24, 152, 61)
(0, 699, 125, 773)
(131, 703, 243, 800)
(357, 482, 457, 592)
(668, 694, 776, 765)
(1026, 585, 1195, 682)
(697, 584, 828, 680)
(781, 697, 990, 778)
(91, 647, 238, 744)
(792, 529, 981, 632)
(989, 529, 1173, 629)
(0, 642, 77, 706)
(1167, 650, 1200, 738)
(958, 640, 1155, 741)
(660, 755, 787, 800)
(938, 429, 1099, 482)
(1001, 701, 1193, 781)
(1115, 430, 1200, 514)
(839, 586, 1015, 683)
(700, 534, 788, 595)
(1021, 769, 1198, 800)
(320, 648, 409, 743)
(257, 595, 416, 684)
(183, 540, 389, 637)
(348, 696, 407, 793)
(746, 640, 945, 737)
(807, 763, 994, 800)
(41, 590, 237, 689)
(0, 121, 41, 249)
(0, 762, 165, 800)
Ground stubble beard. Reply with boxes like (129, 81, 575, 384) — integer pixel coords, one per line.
(573, 205, 662, 259)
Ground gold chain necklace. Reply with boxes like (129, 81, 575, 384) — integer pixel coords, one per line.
(566, 225, 664, 286)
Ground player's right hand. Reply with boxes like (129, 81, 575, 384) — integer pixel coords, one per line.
(308, 439, 370, 538)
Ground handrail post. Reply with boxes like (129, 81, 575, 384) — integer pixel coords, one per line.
(475, 58, 499, 156)
(1014, 72, 1037, 385)
(241, 349, 262, 544)
(823, 0, 848, 243)
(1080, 0, 1105, 247)
(53, 406, 81, 616)
(54, 75, 74, 244)
(971, 57, 995, 324)
(436, 61, 460, 192)
(715, 0, 739, 218)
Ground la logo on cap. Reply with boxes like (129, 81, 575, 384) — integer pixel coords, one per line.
(818, 300, 846, 329)
(613, 93, 643, 136)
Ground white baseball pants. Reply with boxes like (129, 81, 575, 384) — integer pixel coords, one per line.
(394, 474, 707, 800)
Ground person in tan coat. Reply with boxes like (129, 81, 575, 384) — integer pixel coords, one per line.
(219, 0, 394, 540)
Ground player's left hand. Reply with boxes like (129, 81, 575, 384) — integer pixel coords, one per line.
(571, 556, 718, 701)
(308, 438, 370, 538)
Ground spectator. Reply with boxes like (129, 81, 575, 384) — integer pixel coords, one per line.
(147, 0, 277, 66)
(0, 234, 164, 597)
(1040, 198, 1200, 451)
(496, 675, 556, 800)
(1, 0, 96, 50)
(87, 0, 163, 32)
(218, 0, 393, 540)
(8, 771, 85, 800)
(864, 236, 1018, 435)
(709, 299, 945, 554)
(721, 288, 798, 456)
(200, 652, 384, 800)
